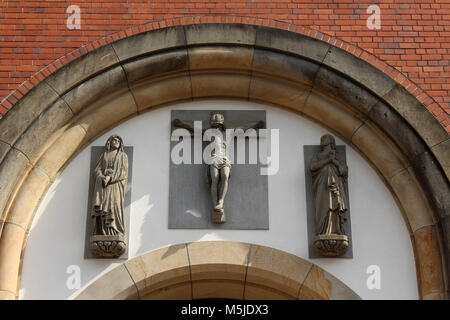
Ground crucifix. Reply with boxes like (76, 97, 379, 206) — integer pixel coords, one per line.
(173, 112, 264, 224)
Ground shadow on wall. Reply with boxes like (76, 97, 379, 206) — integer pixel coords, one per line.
(20, 153, 120, 299)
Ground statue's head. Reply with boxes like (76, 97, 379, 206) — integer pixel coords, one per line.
(105, 135, 123, 152)
(210, 113, 225, 128)
(320, 134, 336, 150)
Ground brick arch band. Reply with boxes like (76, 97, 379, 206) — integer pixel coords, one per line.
(0, 23, 448, 300)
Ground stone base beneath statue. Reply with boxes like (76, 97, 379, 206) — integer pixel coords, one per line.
(90, 235, 126, 258)
(212, 209, 226, 224)
(313, 234, 349, 257)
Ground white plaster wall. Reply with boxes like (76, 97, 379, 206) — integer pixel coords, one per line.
(19, 100, 418, 300)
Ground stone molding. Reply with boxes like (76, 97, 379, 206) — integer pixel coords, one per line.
(74, 241, 361, 300)
(0, 23, 448, 299)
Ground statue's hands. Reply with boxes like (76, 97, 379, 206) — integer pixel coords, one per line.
(329, 150, 336, 159)
(103, 176, 111, 187)
(105, 168, 114, 175)
(340, 165, 348, 179)
(327, 150, 336, 163)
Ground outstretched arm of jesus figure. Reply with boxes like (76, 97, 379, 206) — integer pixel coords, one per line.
(235, 120, 265, 133)
(173, 118, 195, 135)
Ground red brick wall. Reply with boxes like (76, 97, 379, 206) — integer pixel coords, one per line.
(0, 1, 449, 131)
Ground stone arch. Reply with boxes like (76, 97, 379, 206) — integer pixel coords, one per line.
(0, 23, 448, 300)
(73, 241, 361, 300)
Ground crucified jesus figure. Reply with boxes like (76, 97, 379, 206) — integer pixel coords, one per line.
(173, 113, 264, 224)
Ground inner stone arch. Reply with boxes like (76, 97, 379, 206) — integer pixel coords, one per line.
(73, 241, 361, 300)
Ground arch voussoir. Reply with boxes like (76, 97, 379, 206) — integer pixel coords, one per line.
(74, 242, 361, 300)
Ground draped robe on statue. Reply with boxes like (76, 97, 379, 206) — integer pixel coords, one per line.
(310, 150, 348, 236)
(91, 149, 128, 236)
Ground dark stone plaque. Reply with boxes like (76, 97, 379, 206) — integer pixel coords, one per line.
(169, 110, 269, 229)
(84, 146, 133, 259)
(304, 144, 353, 258)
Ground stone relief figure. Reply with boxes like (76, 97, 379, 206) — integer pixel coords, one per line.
(90, 135, 128, 258)
(204, 113, 231, 223)
(310, 134, 349, 256)
(173, 113, 264, 224)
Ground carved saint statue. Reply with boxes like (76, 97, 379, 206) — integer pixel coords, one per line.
(90, 135, 128, 258)
(310, 134, 349, 256)
(173, 113, 264, 224)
